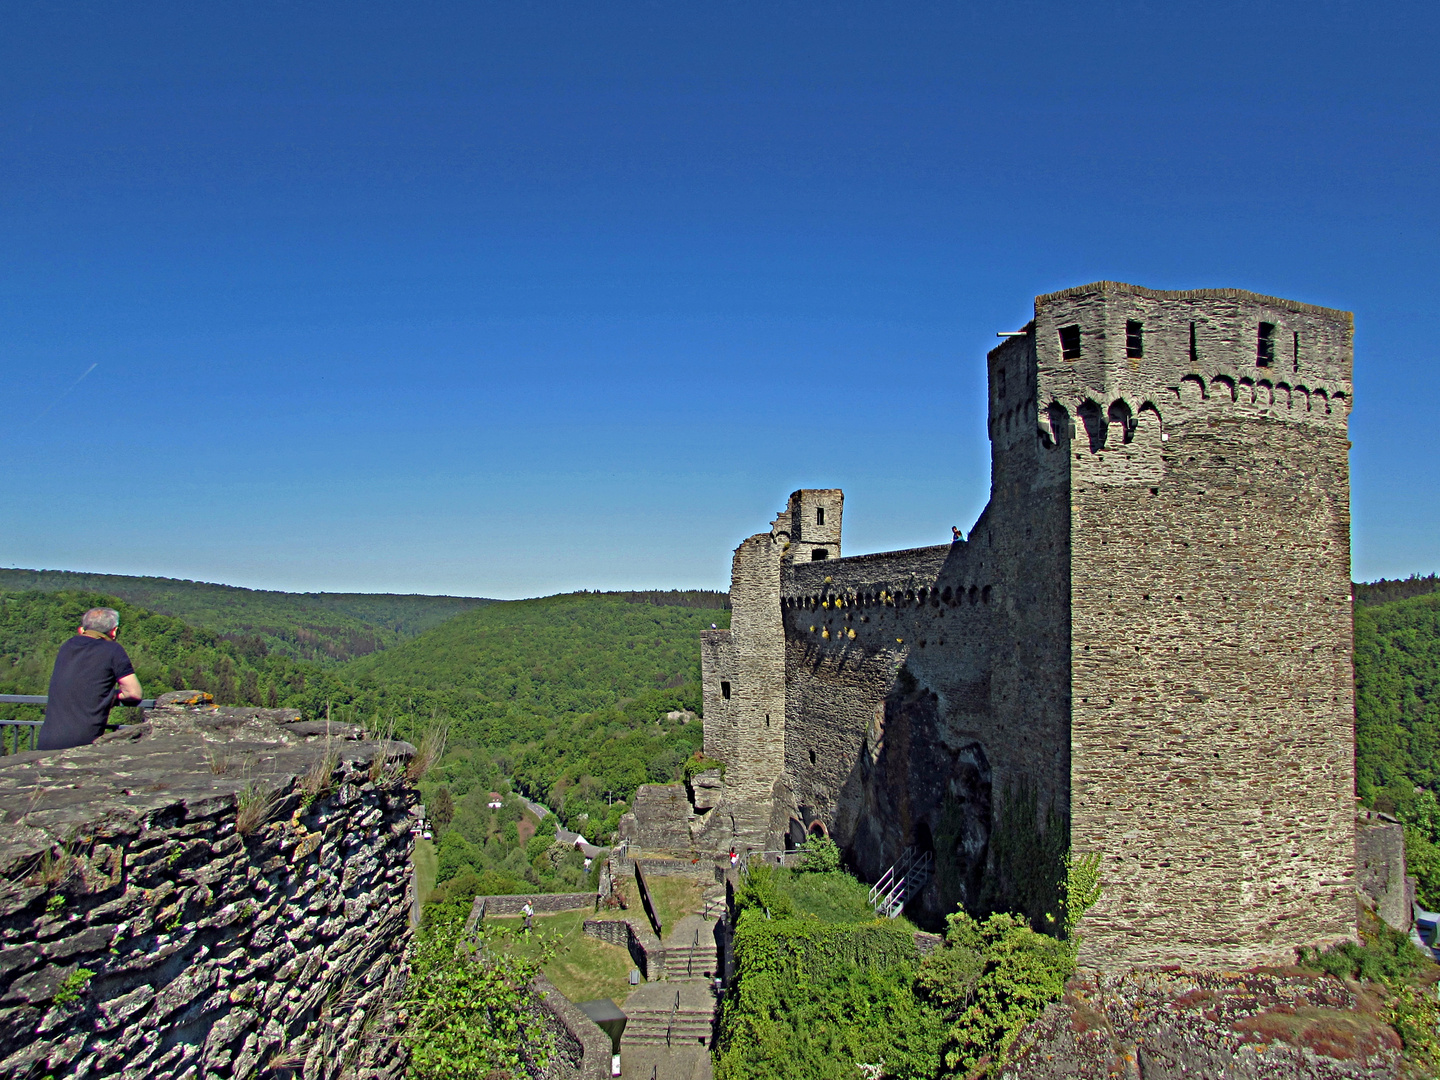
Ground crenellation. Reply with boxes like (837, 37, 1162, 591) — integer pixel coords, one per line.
(683, 281, 1357, 970)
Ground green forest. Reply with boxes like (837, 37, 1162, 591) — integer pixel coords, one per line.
(1352, 587, 1440, 908)
(0, 568, 496, 663)
(0, 578, 728, 902)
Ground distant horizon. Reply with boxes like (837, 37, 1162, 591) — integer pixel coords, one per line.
(2, 561, 1432, 604)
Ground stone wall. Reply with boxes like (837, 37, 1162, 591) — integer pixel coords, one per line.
(467, 892, 596, 927)
(0, 701, 417, 1079)
(581, 918, 664, 981)
(530, 975, 610, 1080)
(699, 631, 737, 765)
(618, 785, 693, 850)
(1356, 812, 1412, 932)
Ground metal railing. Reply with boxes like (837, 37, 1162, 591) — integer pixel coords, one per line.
(0, 694, 158, 755)
(868, 847, 933, 918)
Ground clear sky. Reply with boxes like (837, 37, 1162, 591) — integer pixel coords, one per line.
(3, 2, 1437, 598)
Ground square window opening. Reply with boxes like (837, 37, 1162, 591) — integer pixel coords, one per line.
(1059, 324, 1082, 360)
(1257, 322, 1276, 367)
(1125, 320, 1144, 359)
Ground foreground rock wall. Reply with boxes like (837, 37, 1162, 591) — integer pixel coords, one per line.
(0, 702, 418, 1079)
(1003, 967, 1402, 1079)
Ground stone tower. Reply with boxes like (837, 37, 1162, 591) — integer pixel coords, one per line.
(694, 282, 1356, 969)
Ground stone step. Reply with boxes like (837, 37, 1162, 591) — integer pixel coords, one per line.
(625, 1032, 713, 1047)
(623, 1022, 714, 1044)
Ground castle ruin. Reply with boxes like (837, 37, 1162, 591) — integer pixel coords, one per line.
(689, 281, 1356, 969)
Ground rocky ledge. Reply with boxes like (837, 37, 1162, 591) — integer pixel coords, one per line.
(0, 693, 420, 1080)
(1004, 967, 1422, 1079)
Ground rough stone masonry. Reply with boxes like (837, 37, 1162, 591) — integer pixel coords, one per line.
(0, 693, 419, 1079)
(689, 282, 1356, 970)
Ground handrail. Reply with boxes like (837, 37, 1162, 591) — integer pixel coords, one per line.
(0, 694, 160, 754)
(0, 694, 158, 708)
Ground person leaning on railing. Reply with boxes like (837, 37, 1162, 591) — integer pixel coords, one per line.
(37, 607, 143, 752)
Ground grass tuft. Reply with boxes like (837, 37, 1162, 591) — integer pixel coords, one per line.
(235, 783, 278, 836)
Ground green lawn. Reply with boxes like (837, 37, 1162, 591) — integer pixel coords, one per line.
(412, 838, 437, 907)
(781, 869, 887, 924)
(486, 909, 638, 1005)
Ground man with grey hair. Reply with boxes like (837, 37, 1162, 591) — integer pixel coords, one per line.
(38, 607, 143, 751)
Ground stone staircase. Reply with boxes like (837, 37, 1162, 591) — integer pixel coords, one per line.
(617, 914, 723, 1077)
(620, 982, 717, 1047)
(663, 914, 719, 979)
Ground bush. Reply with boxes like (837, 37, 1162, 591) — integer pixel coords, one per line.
(929, 911, 1075, 1074)
(733, 863, 795, 920)
(797, 834, 841, 874)
(1298, 911, 1428, 982)
(403, 904, 556, 1079)
(719, 853, 1103, 1080)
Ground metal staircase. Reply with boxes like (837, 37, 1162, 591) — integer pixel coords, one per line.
(868, 847, 933, 918)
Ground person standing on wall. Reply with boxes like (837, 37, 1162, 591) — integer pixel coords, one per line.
(38, 607, 143, 751)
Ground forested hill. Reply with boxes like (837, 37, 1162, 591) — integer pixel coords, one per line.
(1355, 574, 1440, 609)
(0, 586, 731, 870)
(0, 568, 494, 662)
(343, 591, 728, 745)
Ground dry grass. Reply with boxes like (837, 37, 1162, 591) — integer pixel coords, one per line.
(405, 724, 447, 783)
(235, 784, 278, 836)
(368, 713, 401, 785)
(27, 844, 75, 890)
(206, 748, 233, 776)
(302, 748, 339, 803)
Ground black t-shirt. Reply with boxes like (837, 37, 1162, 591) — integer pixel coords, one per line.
(38, 635, 136, 751)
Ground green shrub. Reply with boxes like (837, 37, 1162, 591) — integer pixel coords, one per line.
(797, 834, 841, 874)
(402, 904, 556, 1079)
(1298, 912, 1427, 982)
(929, 911, 1074, 1074)
(733, 863, 795, 920)
(720, 853, 1103, 1080)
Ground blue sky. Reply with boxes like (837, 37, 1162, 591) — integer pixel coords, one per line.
(2, 2, 1437, 598)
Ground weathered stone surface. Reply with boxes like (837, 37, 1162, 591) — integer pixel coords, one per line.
(0, 710, 418, 1077)
(619, 785, 693, 850)
(1356, 812, 1411, 932)
(1003, 968, 1401, 1079)
(687, 283, 1358, 971)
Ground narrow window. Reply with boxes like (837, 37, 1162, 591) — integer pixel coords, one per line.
(808, 749, 817, 765)
(1125, 320, 1144, 359)
(765, 714, 770, 728)
(811, 548, 829, 560)
(1059, 325, 1082, 360)
(815, 507, 825, 526)
(1189, 321, 1198, 363)
(720, 681, 731, 700)
(1256, 322, 1276, 367)
(997, 368, 1007, 399)
(1292, 331, 1300, 373)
